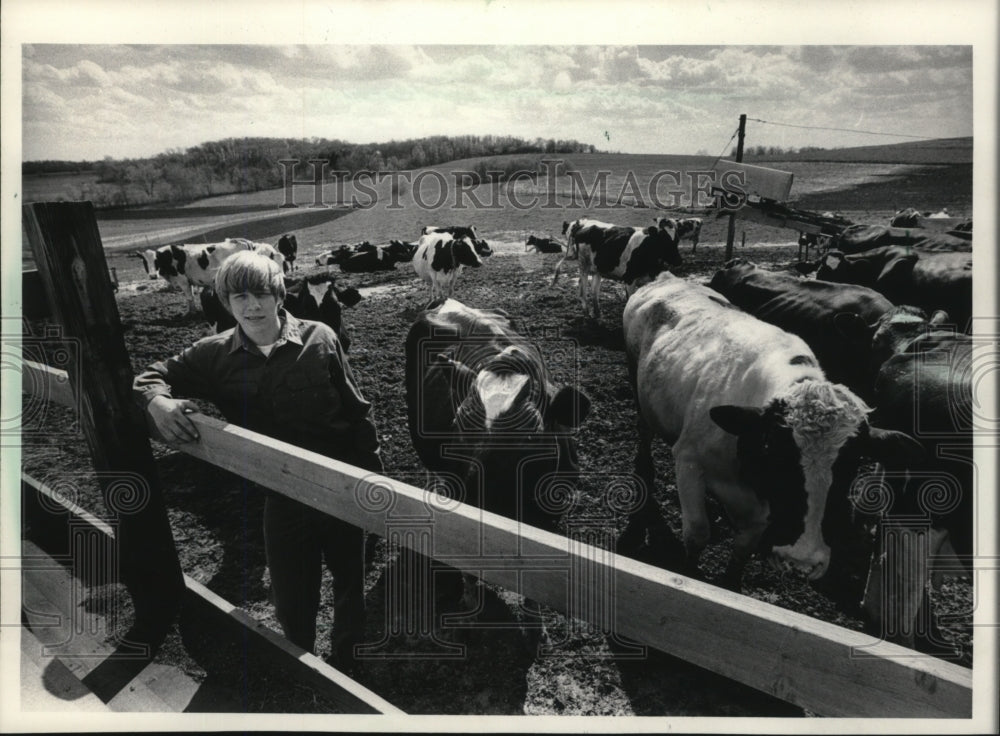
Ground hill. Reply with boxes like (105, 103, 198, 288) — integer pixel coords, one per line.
(747, 137, 971, 165)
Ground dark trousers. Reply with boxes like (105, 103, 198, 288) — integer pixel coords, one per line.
(262, 492, 365, 665)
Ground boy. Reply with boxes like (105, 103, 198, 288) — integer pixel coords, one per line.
(134, 251, 380, 674)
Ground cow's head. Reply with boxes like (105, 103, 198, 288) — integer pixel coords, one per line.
(646, 224, 682, 268)
(473, 239, 493, 257)
(451, 237, 483, 268)
(710, 379, 920, 579)
(439, 345, 591, 528)
(135, 250, 158, 278)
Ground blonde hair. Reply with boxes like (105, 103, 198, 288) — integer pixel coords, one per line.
(214, 251, 285, 313)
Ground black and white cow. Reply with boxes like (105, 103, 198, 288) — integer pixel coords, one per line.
(316, 244, 354, 269)
(340, 245, 401, 273)
(277, 234, 298, 273)
(620, 272, 919, 588)
(708, 259, 895, 401)
(551, 218, 682, 318)
(813, 246, 972, 333)
(525, 235, 563, 254)
(848, 307, 973, 654)
(133, 238, 284, 312)
(655, 217, 703, 253)
(387, 240, 418, 262)
(199, 274, 358, 351)
(406, 298, 591, 530)
(412, 228, 483, 302)
(422, 225, 492, 258)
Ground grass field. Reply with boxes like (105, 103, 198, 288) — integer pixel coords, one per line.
(20, 138, 973, 274)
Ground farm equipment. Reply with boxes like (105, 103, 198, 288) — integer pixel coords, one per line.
(709, 160, 970, 259)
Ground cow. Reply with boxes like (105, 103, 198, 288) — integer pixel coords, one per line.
(340, 245, 401, 274)
(406, 298, 591, 529)
(812, 246, 972, 333)
(199, 275, 357, 351)
(889, 208, 924, 228)
(620, 272, 920, 589)
(387, 240, 418, 262)
(412, 228, 483, 303)
(420, 225, 492, 259)
(132, 238, 284, 313)
(551, 218, 682, 318)
(846, 307, 973, 656)
(525, 235, 563, 254)
(403, 298, 591, 625)
(656, 217, 703, 253)
(277, 234, 298, 273)
(316, 245, 354, 269)
(708, 259, 895, 401)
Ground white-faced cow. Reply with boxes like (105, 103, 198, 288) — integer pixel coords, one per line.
(551, 218, 682, 318)
(813, 246, 972, 333)
(133, 238, 284, 313)
(655, 217, 703, 253)
(621, 273, 919, 588)
(277, 234, 298, 273)
(403, 298, 591, 623)
(708, 259, 895, 402)
(406, 298, 590, 531)
(412, 227, 483, 303)
(844, 306, 972, 655)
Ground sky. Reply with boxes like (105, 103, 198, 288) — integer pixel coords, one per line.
(20, 43, 974, 162)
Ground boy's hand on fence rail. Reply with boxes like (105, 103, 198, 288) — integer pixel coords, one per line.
(146, 396, 201, 444)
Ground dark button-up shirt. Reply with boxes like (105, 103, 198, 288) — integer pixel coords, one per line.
(134, 311, 382, 471)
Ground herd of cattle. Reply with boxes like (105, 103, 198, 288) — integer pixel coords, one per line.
(130, 206, 973, 656)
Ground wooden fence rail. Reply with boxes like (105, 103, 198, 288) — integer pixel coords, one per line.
(21, 359, 973, 718)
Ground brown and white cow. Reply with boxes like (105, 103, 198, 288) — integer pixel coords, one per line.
(551, 218, 682, 318)
(621, 272, 919, 588)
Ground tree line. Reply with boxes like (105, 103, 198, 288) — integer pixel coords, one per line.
(23, 134, 597, 209)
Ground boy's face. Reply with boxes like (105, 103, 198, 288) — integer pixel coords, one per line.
(228, 290, 281, 341)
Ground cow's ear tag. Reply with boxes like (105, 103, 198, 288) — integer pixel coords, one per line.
(709, 405, 764, 436)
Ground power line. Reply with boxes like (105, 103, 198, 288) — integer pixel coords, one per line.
(747, 117, 936, 140)
(710, 126, 740, 169)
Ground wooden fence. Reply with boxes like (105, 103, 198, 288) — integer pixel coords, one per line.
(17, 200, 974, 719)
(21, 357, 973, 718)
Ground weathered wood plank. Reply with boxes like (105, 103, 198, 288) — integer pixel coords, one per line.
(21, 540, 179, 712)
(22, 473, 403, 716)
(21, 360, 76, 411)
(20, 628, 109, 712)
(172, 413, 973, 718)
(22, 201, 184, 630)
(183, 576, 403, 715)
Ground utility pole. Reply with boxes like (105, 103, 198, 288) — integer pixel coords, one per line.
(724, 113, 747, 261)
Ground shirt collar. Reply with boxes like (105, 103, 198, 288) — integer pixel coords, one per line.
(227, 309, 304, 355)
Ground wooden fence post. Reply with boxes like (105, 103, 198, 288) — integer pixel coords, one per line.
(22, 201, 184, 652)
